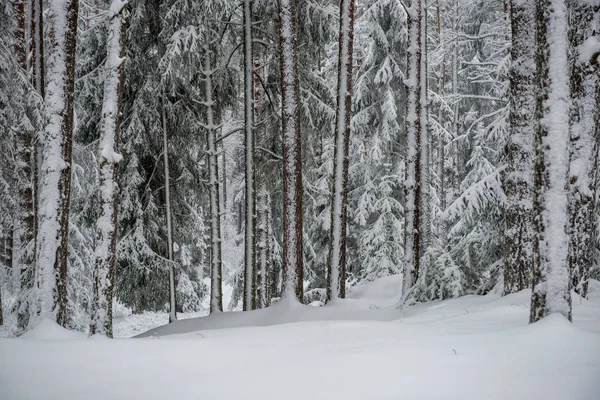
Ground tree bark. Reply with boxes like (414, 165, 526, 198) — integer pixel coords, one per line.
(203, 45, 223, 313)
(89, 0, 127, 338)
(162, 85, 177, 323)
(243, 0, 256, 311)
(277, 0, 303, 302)
(567, 0, 599, 299)
(34, 0, 79, 328)
(14, 0, 36, 332)
(327, 0, 355, 302)
(530, 0, 572, 323)
(503, 0, 536, 295)
(403, 0, 428, 301)
(256, 186, 271, 308)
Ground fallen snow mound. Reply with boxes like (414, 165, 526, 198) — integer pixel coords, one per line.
(20, 319, 86, 341)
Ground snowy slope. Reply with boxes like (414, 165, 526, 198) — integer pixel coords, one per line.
(1, 276, 599, 400)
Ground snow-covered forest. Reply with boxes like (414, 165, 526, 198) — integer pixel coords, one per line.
(1, 0, 600, 398)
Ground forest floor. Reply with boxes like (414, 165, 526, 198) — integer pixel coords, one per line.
(1, 275, 600, 400)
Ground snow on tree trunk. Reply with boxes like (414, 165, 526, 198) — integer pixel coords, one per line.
(243, 0, 256, 312)
(33, 0, 79, 328)
(89, 0, 127, 338)
(327, 0, 355, 302)
(403, 0, 428, 301)
(203, 45, 223, 313)
(530, 0, 572, 323)
(503, 0, 536, 295)
(13, 0, 36, 332)
(419, 0, 430, 260)
(162, 86, 177, 323)
(567, 0, 599, 299)
(277, 0, 303, 302)
(256, 185, 271, 308)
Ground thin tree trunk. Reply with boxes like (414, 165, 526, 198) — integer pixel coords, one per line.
(89, 0, 127, 338)
(503, 0, 536, 295)
(530, 0, 572, 323)
(30, 0, 43, 249)
(34, 0, 79, 328)
(419, 0, 430, 253)
(327, 0, 355, 302)
(203, 45, 223, 313)
(567, 0, 599, 299)
(256, 186, 271, 308)
(161, 86, 177, 323)
(243, 0, 256, 311)
(277, 0, 303, 302)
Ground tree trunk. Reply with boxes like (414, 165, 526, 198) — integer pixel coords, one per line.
(567, 0, 599, 299)
(243, 0, 256, 312)
(277, 0, 303, 302)
(14, 0, 36, 332)
(403, 0, 426, 301)
(503, 0, 536, 295)
(162, 86, 177, 323)
(256, 186, 271, 308)
(327, 0, 355, 302)
(34, 0, 79, 328)
(203, 45, 223, 313)
(530, 0, 572, 323)
(89, 0, 127, 338)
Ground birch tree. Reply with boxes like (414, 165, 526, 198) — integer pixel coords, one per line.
(34, 0, 79, 328)
(567, 0, 600, 298)
(530, 0, 572, 323)
(327, 0, 355, 302)
(89, 0, 127, 338)
(503, 0, 535, 295)
(278, 0, 303, 302)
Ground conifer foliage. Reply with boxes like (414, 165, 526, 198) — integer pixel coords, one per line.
(0, 0, 597, 334)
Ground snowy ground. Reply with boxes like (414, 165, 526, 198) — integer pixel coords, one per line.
(1, 275, 600, 400)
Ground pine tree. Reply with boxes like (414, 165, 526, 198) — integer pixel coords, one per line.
(89, 0, 127, 338)
(278, 0, 303, 302)
(503, 0, 536, 295)
(327, 0, 355, 302)
(34, 0, 79, 328)
(530, 0, 572, 323)
(567, 0, 599, 298)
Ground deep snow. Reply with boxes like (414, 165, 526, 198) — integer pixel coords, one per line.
(1, 275, 599, 400)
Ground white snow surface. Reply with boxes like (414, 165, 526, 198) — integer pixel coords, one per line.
(2, 275, 600, 400)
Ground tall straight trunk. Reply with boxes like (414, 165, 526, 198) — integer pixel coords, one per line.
(402, 0, 424, 300)
(567, 1, 599, 299)
(436, 2, 446, 216)
(14, 0, 36, 332)
(30, 0, 43, 255)
(503, 0, 536, 295)
(161, 87, 177, 323)
(419, 0, 430, 253)
(34, 0, 79, 328)
(89, 0, 127, 338)
(327, 0, 355, 302)
(256, 185, 271, 308)
(530, 0, 572, 323)
(277, 0, 303, 302)
(243, 0, 256, 312)
(203, 45, 223, 313)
